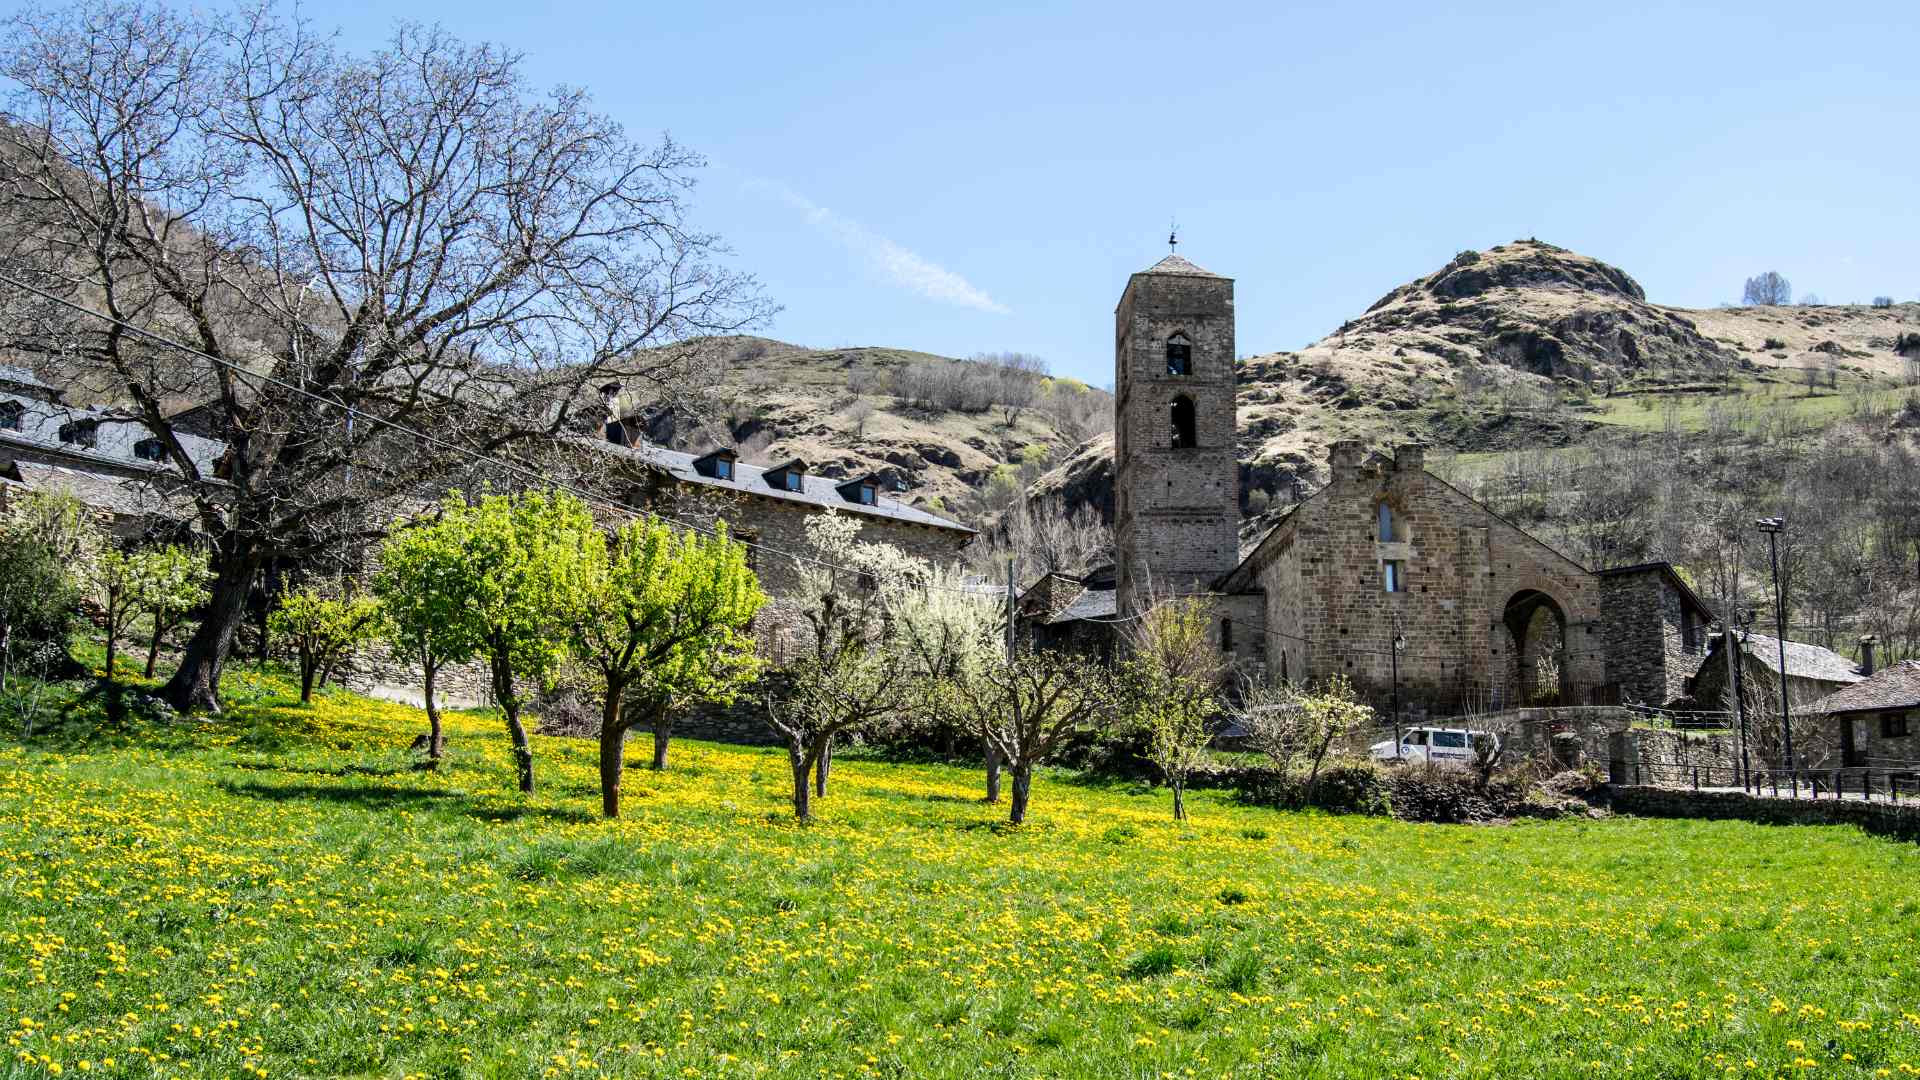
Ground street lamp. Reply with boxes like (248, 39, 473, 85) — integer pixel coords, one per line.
(1754, 516, 1795, 789)
(1732, 606, 1755, 791)
(1391, 614, 1408, 760)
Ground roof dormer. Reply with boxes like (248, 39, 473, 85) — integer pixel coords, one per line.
(692, 447, 738, 481)
(836, 474, 881, 506)
(764, 458, 809, 493)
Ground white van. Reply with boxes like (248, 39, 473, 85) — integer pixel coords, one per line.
(1369, 727, 1498, 768)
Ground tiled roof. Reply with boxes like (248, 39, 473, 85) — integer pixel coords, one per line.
(1137, 254, 1221, 278)
(1811, 661, 1920, 715)
(585, 438, 974, 535)
(1739, 633, 1864, 685)
(1049, 587, 1117, 625)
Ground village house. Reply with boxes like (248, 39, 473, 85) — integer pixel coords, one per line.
(1687, 631, 1865, 720)
(1026, 253, 1716, 718)
(1803, 647, 1918, 772)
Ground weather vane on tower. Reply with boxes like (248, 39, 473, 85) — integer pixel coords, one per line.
(1168, 219, 1178, 253)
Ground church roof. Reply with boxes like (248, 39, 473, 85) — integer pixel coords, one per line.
(1137, 254, 1221, 278)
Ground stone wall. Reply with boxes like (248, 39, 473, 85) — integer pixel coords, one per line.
(1612, 785, 1920, 844)
(1607, 727, 1740, 787)
(1598, 568, 1705, 706)
(1113, 264, 1240, 615)
(1243, 444, 1609, 716)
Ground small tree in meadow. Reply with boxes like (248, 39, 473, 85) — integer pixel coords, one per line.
(138, 546, 212, 679)
(87, 548, 146, 681)
(764, 512, 926, 819)
(571, 515, 765, 817)
(0, 491, 91, 689)
(952, 647, 1119, 825)
(1237, 674, 1372, 805)
(1123, 594, 1227, 821)
(374, 511, 488, 766)
(447, 490, 600, 794)
(268, 586, 385, 704)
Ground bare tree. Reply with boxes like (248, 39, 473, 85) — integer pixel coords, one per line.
(0, 3, 770, 712)
(990, 497, 1111, 579)
(952, 648, 1117, 825)
(1743, 272, 1792, 306)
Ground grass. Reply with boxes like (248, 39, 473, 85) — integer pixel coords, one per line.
(3, 669, 1919, 1078)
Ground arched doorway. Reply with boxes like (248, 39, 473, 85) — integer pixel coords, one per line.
(1503, 589, 1568, 706)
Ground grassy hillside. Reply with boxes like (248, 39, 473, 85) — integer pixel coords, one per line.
(4, 674, 1919, 1077)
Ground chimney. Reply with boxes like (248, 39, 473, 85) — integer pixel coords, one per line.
(1395, 443, 1427, 474)
(1859, 635, 1877, 677)
(1328, 440, 1365, 481)
(598, 382, 622, 415)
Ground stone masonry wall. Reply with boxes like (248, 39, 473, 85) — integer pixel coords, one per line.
(1113, 266, 1240, 615)
(1612, 785, 1920, 844)
(1250, 444, 1605, 716)
(1598, 570, 1703, 706)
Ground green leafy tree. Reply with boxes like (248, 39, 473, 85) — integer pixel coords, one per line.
(1123, 595, 1228, 821)
(0, 491, 92, 689)
(268, 587, 386, 704)
(448, 491, 599, 794)
(570, 516, 765, 817)
(374, 511, 488, 766)
(138, 547, 213, 679)
(87, 548, 145, 680)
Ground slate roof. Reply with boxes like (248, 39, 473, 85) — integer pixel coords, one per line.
(1737, 633, 1864, 685)
(1, 392, 227, 477)
(2, 461, 199, 521)
(1137, 254, 1222, 278)
(1049, 586, 1117, 625)
(0, 365, 52, 393)
(1811, 661, 1920, 715)
(586, 438, 974, 535)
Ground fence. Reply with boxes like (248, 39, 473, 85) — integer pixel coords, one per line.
(1610, 751, 1920, 803)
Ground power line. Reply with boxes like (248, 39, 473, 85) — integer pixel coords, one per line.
(0, 271, 996, 594)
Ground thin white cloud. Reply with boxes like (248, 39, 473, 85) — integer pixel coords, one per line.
(747, 179, 1008, 315)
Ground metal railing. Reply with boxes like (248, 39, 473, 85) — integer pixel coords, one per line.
(1618, 753, 1920, 804)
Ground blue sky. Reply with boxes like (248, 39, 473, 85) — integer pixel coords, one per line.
(206, 2, 1920, 383)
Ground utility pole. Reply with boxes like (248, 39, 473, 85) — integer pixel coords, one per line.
(1756, 517, 1795, 791)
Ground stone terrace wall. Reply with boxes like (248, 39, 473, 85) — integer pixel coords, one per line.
(1613, 785, 1920, 844)
(1608, 728, 1738, 787)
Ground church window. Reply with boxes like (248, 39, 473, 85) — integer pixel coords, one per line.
(1170, 395, 1196, 449)
(1375, 501, 1408, 542)
(1377, 503, 1393, 542)
(1165, 334, 1191, 376)
(1384, 559, 1407, 593)
(1220, 617, 1234, 652)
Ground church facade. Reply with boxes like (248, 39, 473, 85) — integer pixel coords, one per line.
(1039, 252, 1712, 716)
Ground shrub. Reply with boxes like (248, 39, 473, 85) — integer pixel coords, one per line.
(1228, 761, 1391, 816)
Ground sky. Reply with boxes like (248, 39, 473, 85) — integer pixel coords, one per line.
(90, 0, 1920, 385)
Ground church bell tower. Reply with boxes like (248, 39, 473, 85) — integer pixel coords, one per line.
(1113, 250, 1239, 617)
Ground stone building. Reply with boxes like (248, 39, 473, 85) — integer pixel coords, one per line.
(1688, 632, 1864, 721)
(1027, 251, 1714, 717)
(1807, 655, 1920, 770)
(585, 410, 975, 656)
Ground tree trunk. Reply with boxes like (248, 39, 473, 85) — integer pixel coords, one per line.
(1171, 777, 1186, 821)
(491, 652, 534, 793)
(815, 735, 832, 798)
(650, 723, 671, 770)
(160, 544, 261, 714)
(145, 618, 166, 679)
(984, 739, 1002, 804)
(600, 730, 626, 819)
(102, 591, 118, 680)
(298, 650, 318, 704)
(1008, 762, 1032, 825)
(788, 743, 812, 820)
(422, 657, 444, 764)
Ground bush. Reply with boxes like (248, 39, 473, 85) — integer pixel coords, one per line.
(1872, 296, 1893, 308)
(1225, 760, 1391, 816)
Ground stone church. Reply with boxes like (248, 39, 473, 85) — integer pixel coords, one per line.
(1026, 252, 1712, 715)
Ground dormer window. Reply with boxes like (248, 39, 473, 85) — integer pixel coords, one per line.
(765, 459, 808, 493)
(1165, 333, 1191, 376)
(134, 438, 167, 462)
(836, 476, 881, 506)
(693, 448, 739, 481)
(1170, 395, 1196, 449)
(58, 420, 97, 448)
(0, 401, 21, 431)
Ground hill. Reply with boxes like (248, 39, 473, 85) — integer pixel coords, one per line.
(5, 669, 1918, 1077)
(1032, 240, 1920, 539)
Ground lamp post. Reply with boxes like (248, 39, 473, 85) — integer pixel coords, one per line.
(1731, 606, 1754, 791)
(1391, 613, 1407, 760)
(1755, 517, 1795, 790)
